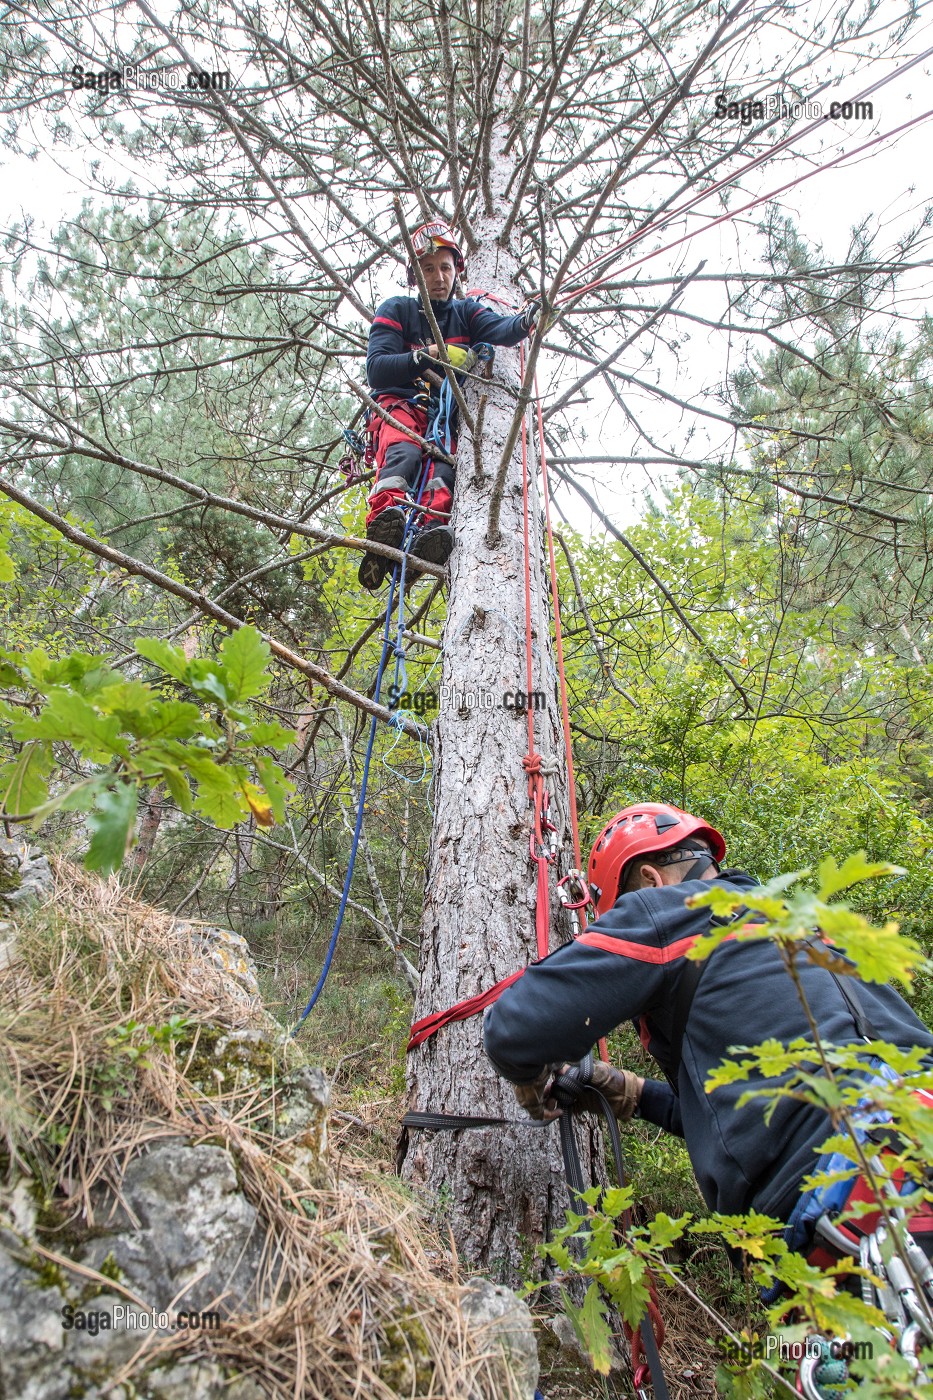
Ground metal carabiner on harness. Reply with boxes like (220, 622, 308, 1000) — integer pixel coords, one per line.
(558, 868, 592, 910)
(541, 789, 559, 863)
(339, 426, 368, 485)
(558, 869, 592, 937)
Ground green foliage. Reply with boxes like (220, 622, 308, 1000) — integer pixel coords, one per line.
(687, 853, 921, 987)
(536, 857, 933, 1396)
(559, 478, 933, 1027)
(92, 1017, 190, 1112)
(0, 627, 294, 872)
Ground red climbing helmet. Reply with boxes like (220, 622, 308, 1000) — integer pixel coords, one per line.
(587, 802, 726, 916)
(407, 220, 465, 286)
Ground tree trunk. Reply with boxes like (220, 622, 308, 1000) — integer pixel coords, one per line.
(400, 118, 602, 1281)
(133, 788, 164, 870)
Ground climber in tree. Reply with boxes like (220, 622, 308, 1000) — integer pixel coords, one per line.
(484, 802, 933, 1232)
(359, 220, 540, 591)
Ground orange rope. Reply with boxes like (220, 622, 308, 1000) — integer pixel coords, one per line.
(520, 343, 553, 961)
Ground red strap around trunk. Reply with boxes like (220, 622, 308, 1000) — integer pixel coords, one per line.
(406, 968, 526, 1051)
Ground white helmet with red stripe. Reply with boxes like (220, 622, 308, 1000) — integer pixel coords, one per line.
(407, 220, 465, 286)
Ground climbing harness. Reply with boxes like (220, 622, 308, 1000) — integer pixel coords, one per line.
(781, 1151, 933, 1399)
(755, 984, 933, 1398)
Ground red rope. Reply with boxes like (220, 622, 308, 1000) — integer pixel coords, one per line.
(520, 345, 555, 962)
(532, 373, 607, 1059)
(535, 373, 581, 873)
(407, 327, 595, 1050)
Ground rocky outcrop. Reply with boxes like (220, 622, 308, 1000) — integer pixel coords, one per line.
(0, 837, 54, 913)
(0, 1167, 266, 1400)
(0, 852, 540, 1399)
(460, 1278, 540, 1398)
(173, 922, 260, 1002)
(0, 837, 53, 971)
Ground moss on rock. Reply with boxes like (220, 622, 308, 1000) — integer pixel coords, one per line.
(378, 1308, 434, 1395)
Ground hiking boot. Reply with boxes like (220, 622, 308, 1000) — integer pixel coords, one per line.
(408, 523, 454, 576)
(358, 506, 407, 591)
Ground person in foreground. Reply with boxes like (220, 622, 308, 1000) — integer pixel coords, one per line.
(483, 802, 933, 1230)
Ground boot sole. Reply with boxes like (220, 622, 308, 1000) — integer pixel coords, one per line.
(358, 509, 407, 591)
(409, 528, 454, 571)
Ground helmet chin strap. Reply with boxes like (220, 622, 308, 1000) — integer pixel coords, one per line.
(652, 841, 720, 883)
(682, 851, 720, 880)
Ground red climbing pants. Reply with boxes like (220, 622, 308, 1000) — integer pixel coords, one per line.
(366, 395, 454, 528)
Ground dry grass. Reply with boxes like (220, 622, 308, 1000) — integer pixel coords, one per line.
(0, 860, 527, 1399)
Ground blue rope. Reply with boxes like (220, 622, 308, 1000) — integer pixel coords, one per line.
(291, 350, 492, 1032)
(289, 572, 401, 1033)
(290, 483, 428, 1033)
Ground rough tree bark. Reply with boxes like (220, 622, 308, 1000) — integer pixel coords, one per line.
(399, 117, 601, 1281)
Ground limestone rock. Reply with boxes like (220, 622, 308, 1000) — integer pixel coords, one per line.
(0, 838, 53, 913)
(144, 1360, 265, 1398)
(0, 839, 54, 968)
(0, 1144, 275, 1400)
(174, 922, 260, 1001)
(272, 1064, 330, 1177)
(460, 1277, 540, 1399)
(81, 1142, 267, 1315)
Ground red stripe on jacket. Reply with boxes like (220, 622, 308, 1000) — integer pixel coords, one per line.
(578, 930, 700, 963)
(579, 925, 754, 964)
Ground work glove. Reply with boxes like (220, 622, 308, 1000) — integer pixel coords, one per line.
(441, 343, 478, 371)
(560, 1060, 643, 1121)
(522, 299, 551, 335)
(512, 1067, 561, 1122)
(414, 343, 477, 372)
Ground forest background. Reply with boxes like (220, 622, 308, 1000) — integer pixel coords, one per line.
(2, 0, 933, 1389)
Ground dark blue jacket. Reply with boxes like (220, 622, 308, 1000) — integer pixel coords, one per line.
(483, 871, 933, 1222)
(367, 294, 529, 400)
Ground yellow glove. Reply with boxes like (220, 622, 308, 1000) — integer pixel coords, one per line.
(442, 343, 478, 371)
